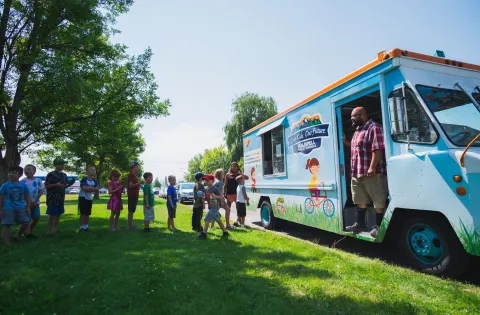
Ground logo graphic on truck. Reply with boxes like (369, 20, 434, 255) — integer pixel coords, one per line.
(288, 114, 329, 155)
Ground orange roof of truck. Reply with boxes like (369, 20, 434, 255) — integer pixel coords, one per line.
(244, 48, 480, 136)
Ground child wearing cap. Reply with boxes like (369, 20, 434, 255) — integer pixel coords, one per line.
(192, 172, 206, 232)
(44, 158, 74, 235)
(236, 175, 250, 228)
(197, 174, 229, 240)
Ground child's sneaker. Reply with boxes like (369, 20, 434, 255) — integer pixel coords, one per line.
(233, 222, 240, 227)
(223, 231, 230, 237)
(197, 232, 207, 240)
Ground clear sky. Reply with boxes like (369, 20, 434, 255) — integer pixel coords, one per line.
(21, 0, 480, 180)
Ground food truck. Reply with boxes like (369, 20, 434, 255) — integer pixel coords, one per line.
(242, 48, 480, 276)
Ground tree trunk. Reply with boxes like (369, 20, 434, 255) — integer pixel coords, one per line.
(94, 155, 105, 200)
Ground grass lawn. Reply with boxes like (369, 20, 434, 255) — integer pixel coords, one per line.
(0, 195, 479, 315)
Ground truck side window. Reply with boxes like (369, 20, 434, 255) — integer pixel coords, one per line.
(388, 87, 438, 144)
(262, 126, 286, 176)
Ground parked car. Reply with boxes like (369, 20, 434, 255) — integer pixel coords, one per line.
(159, 187, 167, 199)
(99, 188, 108, 194)
(69, 188, 80, 194)
(177, 182, 195, 204)
(154, 187, 160, 195)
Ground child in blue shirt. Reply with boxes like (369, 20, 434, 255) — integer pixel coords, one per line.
(0, 166, 31, 245)
(166, 175, 179, 232)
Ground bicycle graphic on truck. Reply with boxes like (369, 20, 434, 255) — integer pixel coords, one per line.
(304, 189, 335, 217)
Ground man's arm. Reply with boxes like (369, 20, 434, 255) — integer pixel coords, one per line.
(342, 133, 351, 147)
(368, 125, 385, 176)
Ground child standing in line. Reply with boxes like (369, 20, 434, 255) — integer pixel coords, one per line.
(211, 169, 229, 229)
(192, 172, 206, 232)
(0, 166, 31, 245)
(44, 158, 74, 235)
(107, 169, 123, 231)
(197, 174, 230, 240)
(21, 164, 44, 238)
(143, 172, 155, 232)
(166, 175, 180, 232)
(78, 165, 99, 232)
(235, 175, 250, 228)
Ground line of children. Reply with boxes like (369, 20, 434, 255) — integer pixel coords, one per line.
(1, 161, 250, 243)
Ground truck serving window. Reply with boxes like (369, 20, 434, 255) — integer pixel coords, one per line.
(262, 126, 285, 176)
(416, 85, 480, 147)
(388, 87, 438, 144)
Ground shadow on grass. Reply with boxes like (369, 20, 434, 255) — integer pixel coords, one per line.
(251, 219, 480, 287)
(0, 214, 429, 315)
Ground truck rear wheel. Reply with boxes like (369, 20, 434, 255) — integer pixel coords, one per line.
(398, 216, 470, 277)
(260, 201, 276, 230)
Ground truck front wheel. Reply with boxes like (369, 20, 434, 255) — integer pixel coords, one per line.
(398, 216, 470, 277)
(260, 201, 276, 230)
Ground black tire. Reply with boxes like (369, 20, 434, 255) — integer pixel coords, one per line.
(398, 215, 470, 277)
(260, 201, 276, 230)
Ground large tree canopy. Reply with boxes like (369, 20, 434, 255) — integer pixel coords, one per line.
(224, 92, 278, 162)
(0, 0, 169, 183)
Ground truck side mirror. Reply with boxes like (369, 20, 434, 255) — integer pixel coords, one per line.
(388, 95, 409, 136)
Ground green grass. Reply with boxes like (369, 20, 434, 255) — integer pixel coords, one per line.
(458, 219, 480, 256)
(0, 195, 479, 314)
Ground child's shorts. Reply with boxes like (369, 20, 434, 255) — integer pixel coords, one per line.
(46, 205, 64, 216)
(1, 209, 30, 226)
(167, 205, 176, 218)
(204, 207, 221, 223)
(79, 197, 93, 216)
(143, 206, 155, 222)
(236, 202, 247, 217)
(30, 205, 41, 220)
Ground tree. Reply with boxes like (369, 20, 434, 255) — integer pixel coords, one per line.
(224, 92, 278, 162)
(34, 117, 147, 198)
(154, 177, 161, 188)
(184, 152, 203, 182)
(0, 0, 169, 183)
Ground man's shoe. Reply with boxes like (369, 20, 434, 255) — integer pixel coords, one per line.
(223, 231, 230, 237)
(370, 225, 379, 238)
(345, 222, 367, 232)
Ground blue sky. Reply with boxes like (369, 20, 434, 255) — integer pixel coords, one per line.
(22, 0, 480, 179)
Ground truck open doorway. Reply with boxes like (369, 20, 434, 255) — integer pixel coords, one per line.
(336, 89, 389, 236)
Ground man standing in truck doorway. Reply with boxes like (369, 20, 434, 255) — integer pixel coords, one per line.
(342, 107, 388, 237)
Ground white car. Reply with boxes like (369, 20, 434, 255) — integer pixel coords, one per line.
(99, 188, 108, 194)
(177, 182, 195, 204)
(69, 188, 80, 194)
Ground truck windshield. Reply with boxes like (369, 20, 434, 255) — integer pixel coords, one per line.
(180, 184, 194, 189)
(416, 85, 480, 147)
(473, 92, 480, 104)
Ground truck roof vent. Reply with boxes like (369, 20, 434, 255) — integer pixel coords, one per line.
(433, 50, 445, 58)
